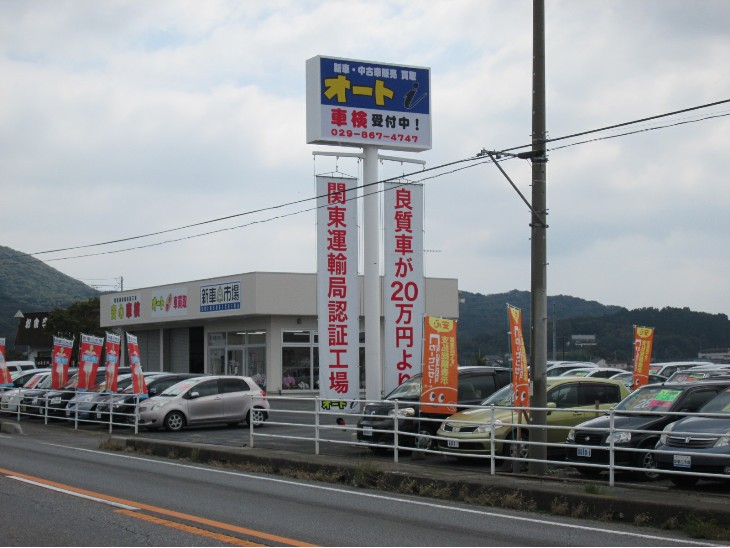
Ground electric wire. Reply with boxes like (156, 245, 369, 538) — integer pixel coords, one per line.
(4, 98, 730, 268)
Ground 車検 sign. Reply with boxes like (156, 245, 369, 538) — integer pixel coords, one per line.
(306, 55, 431, 152)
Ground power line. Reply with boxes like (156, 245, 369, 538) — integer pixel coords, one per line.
(4, 97, 729, 267)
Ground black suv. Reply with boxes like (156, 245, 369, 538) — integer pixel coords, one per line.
(357, 366, 512, 451)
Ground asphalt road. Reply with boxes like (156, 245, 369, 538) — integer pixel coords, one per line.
(0, 426, 712, 547)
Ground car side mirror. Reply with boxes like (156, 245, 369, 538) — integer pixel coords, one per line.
(546, 401, 556, 415)
(189, 391, 200, 399)
(149, 388, 157, 396)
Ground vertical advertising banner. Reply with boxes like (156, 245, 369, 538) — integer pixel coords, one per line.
(77, 333, 104, 391)
(316, 175, 360, 411)
(104, 332, 122, 392)
(306, 55, 432, 152)
(420, 316, 458, 414)
(508, 305, 530, 408)
(631, 326, 655, 390)
(383, 182, 425, 395)
(52, 336, 74, 389)
(0, 338, 11, 386)
(126, 333, 148, 397)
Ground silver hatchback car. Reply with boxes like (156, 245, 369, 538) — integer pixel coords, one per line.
(137, 375, 269, 431)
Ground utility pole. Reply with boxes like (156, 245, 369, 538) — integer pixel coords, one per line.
(529, 0, 548, 475)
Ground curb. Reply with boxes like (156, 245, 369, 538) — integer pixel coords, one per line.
(108, 434, 730, 534)
(0, 420, 23, 435)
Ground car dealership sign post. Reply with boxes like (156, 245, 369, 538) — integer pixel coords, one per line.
(307, 55, 431, 403)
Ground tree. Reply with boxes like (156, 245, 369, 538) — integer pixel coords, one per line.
(44, 297, 103, 341)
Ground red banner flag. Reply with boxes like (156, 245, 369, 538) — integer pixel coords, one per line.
(631, 326, 655, 390)
(420, 316, 458, 414)
(0, 338, 12, 385)
(52, 336, 74, 389)
(77, 333, 104, 391)
(126, 333, 148, 397)
(508, 305, 530, 408)
(104, 332, 122, 392)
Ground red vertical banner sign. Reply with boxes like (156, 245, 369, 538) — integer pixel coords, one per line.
(383, 182, 424, 395)
(52, 336, 74, 389)
(104, 332, 122, 392)
(508, 305, 530, 408)
(0, 338, 12, 385)
(77, 333, 104, 391)
(126, 333, 148, 397)
(420, 316, 458, 414)
(631, 326, 655, 390)
(316, 175, 359, 412)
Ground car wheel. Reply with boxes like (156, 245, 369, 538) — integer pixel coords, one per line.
(670, 475, 699, 488)
(164, 411, 186, 432)
(247, 407, 267, 427)
(634, 446, 660, 480)
(413, 428, 434, 451)
(507, 430, 529, 460)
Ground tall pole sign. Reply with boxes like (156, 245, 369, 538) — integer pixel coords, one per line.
(307, 55, 431, 402)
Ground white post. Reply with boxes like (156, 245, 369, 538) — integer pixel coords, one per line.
(363, 145, 382, 401)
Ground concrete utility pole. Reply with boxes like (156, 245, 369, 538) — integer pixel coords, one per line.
(529, 0, 548, 475)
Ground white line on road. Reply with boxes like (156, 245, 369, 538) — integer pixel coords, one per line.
(40, 441, 720, 547)
(8, 475, 140, 510)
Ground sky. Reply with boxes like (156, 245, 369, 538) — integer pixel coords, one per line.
(2, 0, 730, 317)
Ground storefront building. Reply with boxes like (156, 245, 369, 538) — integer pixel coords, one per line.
(99, 271, 458, 394)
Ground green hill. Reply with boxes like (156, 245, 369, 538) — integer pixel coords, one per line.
(0, 245, 99, 350)
(458, 290, 730, 365)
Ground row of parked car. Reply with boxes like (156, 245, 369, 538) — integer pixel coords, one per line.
(0, 367, 270, 431)
(356, 361, 730, 487)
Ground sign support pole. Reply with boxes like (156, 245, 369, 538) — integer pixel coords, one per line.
(363, 145, 382, 401)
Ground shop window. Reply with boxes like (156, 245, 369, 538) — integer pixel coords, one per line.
(207, 330, 266, 388)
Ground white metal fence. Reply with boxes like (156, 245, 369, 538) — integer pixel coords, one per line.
(2, 388, 729, 489)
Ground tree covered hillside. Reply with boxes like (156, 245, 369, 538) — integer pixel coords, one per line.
(458, 289, 730, 365)
(0, 246, 99, 350)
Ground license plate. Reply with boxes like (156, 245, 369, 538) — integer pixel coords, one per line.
(674, 454, 691, 468)
(51, 398, 61, 405)
(362, 427, 372, 437)
(96, 412, 102, 419)
(20, 405, 27, 412)
(577, 447, 591, 458)
(447, 439, 460, 448)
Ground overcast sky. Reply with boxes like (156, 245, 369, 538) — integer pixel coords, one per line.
(2, 0, 729, 317)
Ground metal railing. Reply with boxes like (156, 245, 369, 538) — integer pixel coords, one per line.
(3, 388, 730, 489)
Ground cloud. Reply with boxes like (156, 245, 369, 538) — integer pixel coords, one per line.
(1, 0, 729, 315)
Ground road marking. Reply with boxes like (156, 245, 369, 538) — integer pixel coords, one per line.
(0, 466, 317, 547)
(7, 475, 139, 510)
(115, 509, 265, 546)
(37, 443, 720, 547)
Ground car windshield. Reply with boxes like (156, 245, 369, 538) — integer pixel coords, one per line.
(564, 369, 591, 377)
(481, 384, 513, 406)
(23, 373, 46, 389)
(385, 376, 422, 400)
(698, 388, 730, 414)
(615, 386, 684, 412)
(667, 372, 707, 383)
(160, 378, 201, 397)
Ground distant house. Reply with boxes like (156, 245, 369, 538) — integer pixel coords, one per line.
(698, 348, 730, 362)
(14, 311, 52, 366)
(571, 334, 597, 347)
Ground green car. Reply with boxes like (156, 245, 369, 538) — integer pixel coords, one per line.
(435, 377, 631, 458)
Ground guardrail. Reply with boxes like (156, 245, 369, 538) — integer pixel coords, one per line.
(3, 388, 730, 489)
(0, 386, 144, 433)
